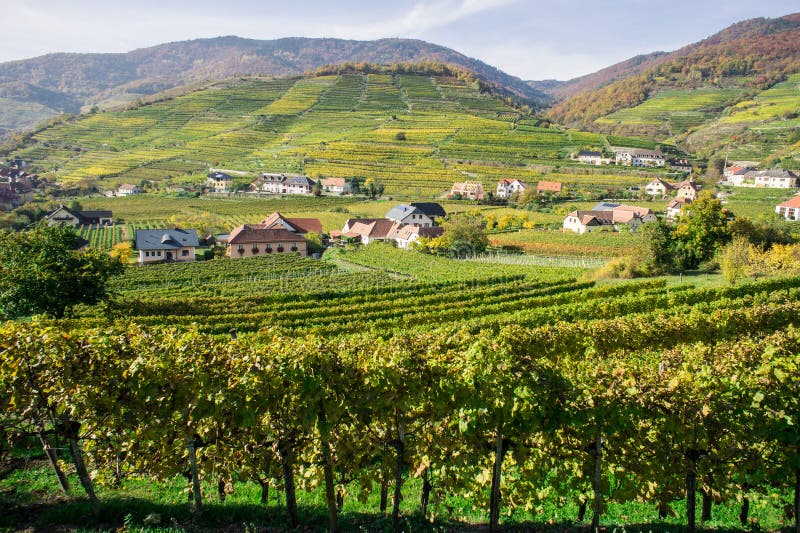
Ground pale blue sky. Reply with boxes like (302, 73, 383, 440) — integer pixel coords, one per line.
(1, 0, 798, 80)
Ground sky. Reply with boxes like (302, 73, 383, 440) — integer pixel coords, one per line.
(1, 0, 799, 80)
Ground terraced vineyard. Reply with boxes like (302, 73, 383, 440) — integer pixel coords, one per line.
(10, 72, 665, 196)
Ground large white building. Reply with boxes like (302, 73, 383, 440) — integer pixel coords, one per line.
(730, 169, 798, 189)
(613, 147, 665, 167)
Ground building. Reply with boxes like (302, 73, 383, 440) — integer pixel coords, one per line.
(449, 181, 484, 200)
(260, 212, 323, 235)
(386, 204, 436, 227)
(731, 169, 799, 189)
(723, 165, 754, 179)
(614, 147, 665, 167)
(576, 150, 604, 165)
(563, 203, 656, 234)
(394, 225, 444, 249)
(537, 181, 563, 195)
(675, 180, 700, 201)
(321, 178, 352, 195)
(118, 184, 142, 196)
(645, 178, 674, 197)
(776, 195, 800, 221)
(45, 205, 113, 227)
(344, 219, 402, 245)
(227, 225, 307, 258)
(253, 173, 287, 194)
(207, 172, 233, 193)
(668, 158, 693, 174)
(409, 202, 446, 222)
(285, 176, 316, 195)
(496, 179, 527, 198)
(135, 228, 199, 263)
(667, 197, 689, 221)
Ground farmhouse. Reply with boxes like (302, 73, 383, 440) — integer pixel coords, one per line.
(253, 173, 287, 194)
(614, 147, 665, 167)
(409, 202, 446, 222)
(723, 165, 754, 179)
(731, 169, 798, 189)
(576, 150, 604, 165)
(449, 181, 484, 200)
(668, 158, 693, 174)
(227, 225, 307, 258)
(563, 203, 656, 234)
(776, 195, 800, 221)
(675, 180, 700, 201)
(321, 178, 352, 195)
(645, 177, 674, 197)
(118, 184, 142, 196)
(496, 179, 527, 198)
(207, 171, 233, 193)
(135, 228, 199, 263)
(537, 181, 563, 194)
(286, 176, 316, 195)
(386, 204, 439, 227)
(260, 212, 323, 235)
(344, 219, 402, 245)
(45, 205, 113, 227)
(667, 197, 690, 221)
(394, 225, 445, 249)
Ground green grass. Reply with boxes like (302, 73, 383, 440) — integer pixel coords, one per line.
(1, 461, 792, 532)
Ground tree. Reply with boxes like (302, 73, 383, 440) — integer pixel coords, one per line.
(640, 220, 675, 274)
(673, 192, 731, 270)
(0, 225, 123, 319)
(109, 241, 133, 263)
(305, 232, 325, 255)
(432, 213, 489, 257)
(364, 178, 384, 200)
(719, 236, 755, 284)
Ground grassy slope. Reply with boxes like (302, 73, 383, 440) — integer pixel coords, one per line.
(8, 72, 664, 197)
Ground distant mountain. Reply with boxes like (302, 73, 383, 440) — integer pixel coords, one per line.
(0, 36, 551, 136)
(542, 13, 800, 168)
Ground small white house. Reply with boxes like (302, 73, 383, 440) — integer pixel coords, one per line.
(576, 150, 604, 165)
(496, 179, 527, 198)
(321, 178, 352, 195)
(118, 183, 142, 196)
(645, 178, 674, 197)
(207, 172, 233, 193)
(385, 204, 435, 227)
(776, 195, 800, 221)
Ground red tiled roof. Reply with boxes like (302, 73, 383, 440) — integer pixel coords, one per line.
(260, 211, 323, 234)
(228, 225, 302, 244)
(537, 181, 562, 193)
(778, 195, 800, 209)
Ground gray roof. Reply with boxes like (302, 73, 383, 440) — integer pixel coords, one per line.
(592, 202, 620, 211)
(410, 202, 446, 219)
(135, 228, 199, 251)
(578, 150, 602, 157)
(287, 176, 316, 186)
(386, 204, 417, 221)
(208, 171, 233, 181)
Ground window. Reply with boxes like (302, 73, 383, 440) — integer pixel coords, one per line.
(182, 250, 189, 257)
(145, 251, 150, 257)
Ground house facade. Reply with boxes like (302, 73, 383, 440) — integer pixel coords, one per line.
(668, 158, 693, 174)
(286, 176, 316, 195)
(776, 195, 800, 221)
(45, 206, 113, 227)
(207, 172, 233, 193)
(386, 204, 435, 227)
(118, 183, 142, 196)
(321, 178, 351, 194)
(135, 228, 199, 263)
(667, 197, 689, 221)
(675, 180, 700, 201)
(496, 179, 527, 198)
(563, 203, 655, 234)
(576, 150, 604, 165)
(645, 178, 674, 197)
(731, 170, 799, 188)
(614, 148, 665, 167)
(227, 226, 307, 257)
(449, 181, 484, 200)
(394, 225, 444, 249)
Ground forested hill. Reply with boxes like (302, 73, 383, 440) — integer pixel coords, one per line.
(0, 36, 551, 136)
(545, 13, 800, 129)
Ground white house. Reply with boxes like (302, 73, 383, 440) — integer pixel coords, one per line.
(576, 150, 604, 165)
(675, 180, 700, 201)
(667, 198, 689, 221)
(645, 178, 674, 197)
(321, 178, 352, 195)
(118, 183, 142, 196)
(614, 147, 665, 167)
(385, 204, 438, 227)
(135, 228, 199, 263)
(731, 170, 799, 189)
(253, 173, 287, 194)
(285, 176, 316, 195)
(563, 203, 656, 234)
(394, 225, 444, 249)
(776, 195, 800, 221)
(496, 179, 527, 198)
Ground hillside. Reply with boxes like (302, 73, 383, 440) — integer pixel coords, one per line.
(544, 13, 800, 167)
(4, 68, 664, 197)
(0, 36, 551, 136)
